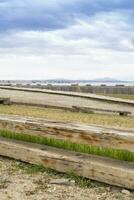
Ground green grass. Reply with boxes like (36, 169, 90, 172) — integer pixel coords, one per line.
(0, 130, 134, 162)
(101, 94, 134, 100)
(14, 162, 97, 188)
(0, 105, 134, 129)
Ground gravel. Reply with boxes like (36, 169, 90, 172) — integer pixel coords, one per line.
(0, 157, 133, 200)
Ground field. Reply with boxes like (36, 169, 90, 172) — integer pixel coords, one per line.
(0, 88, 134, 192)
(0, 104, 134, 129)
(0, 88, 134, 115)
(103, 94, 134, 100)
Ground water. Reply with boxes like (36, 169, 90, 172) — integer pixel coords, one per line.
(1, 80, 134, 86)
(33, 81, 134, 86)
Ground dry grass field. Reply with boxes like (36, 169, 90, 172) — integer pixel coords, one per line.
(103, 94, 134, 100)
(0, 88, 134, 115)
(0, 94, 134, 198)
(0, 104, 134, 130)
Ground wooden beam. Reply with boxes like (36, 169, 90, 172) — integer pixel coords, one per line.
(11, 102, 132, 116)
(1, 85, 134, 106)
(11, 101, 73, 111)
(0, 114, 133, 152)
(0, 138, 134, 189)
(0, 98, 10, 105)
(72, 106, 131, 116)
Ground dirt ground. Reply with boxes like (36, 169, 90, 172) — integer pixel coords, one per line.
(0, 88, 134, 200)
(0, 157, 134, 200)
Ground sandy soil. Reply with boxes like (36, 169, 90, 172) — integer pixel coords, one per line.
(0, 157, 133, 200)
(0, 89, 134, 115)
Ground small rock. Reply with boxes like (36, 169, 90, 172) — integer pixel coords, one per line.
(70, 180, 75, 186)
(121, 189, 130, 195)
(50, 178, 74, 186)
(106, 187, 111, 192)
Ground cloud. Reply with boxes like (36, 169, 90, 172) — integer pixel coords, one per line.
(0, 0, 134, 80)
(0, 9, 134, 55)
(0, 0, 134, 31)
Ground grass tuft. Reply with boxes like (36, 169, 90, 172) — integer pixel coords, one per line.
(0, 130, 134, 162)
(102, 94, 134, 100)
(16, 162, 97, 188)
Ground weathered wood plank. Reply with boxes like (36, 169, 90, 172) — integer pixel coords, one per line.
(11, 102, 132, 116)
(0, 85, 134, 106)
(72, 106, 131, 116)
(0, 114, 133, 152)
(0, 138, 134, 189)
(11, 101, 73, 111)
(0, 86, 134, 116)
(0, 98, 10, 105)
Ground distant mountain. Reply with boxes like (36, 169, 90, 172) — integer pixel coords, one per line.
(0, 78, 133, 84)
(44, 78, 125, 83)
(91, 78, 124, 82)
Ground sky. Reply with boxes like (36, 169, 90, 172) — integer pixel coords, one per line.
(0, 0, 134, 80)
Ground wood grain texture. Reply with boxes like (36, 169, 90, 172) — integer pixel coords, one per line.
(0, 138, 134, 189)
(72, 106, 131, 116)
(0, 98, 10, 105)
(0, 87, 134, 116)
(1, 86, 134, 106)
(0, 114, 133, 152)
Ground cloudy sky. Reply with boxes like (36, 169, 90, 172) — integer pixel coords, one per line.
(0, 0, 134, 80)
